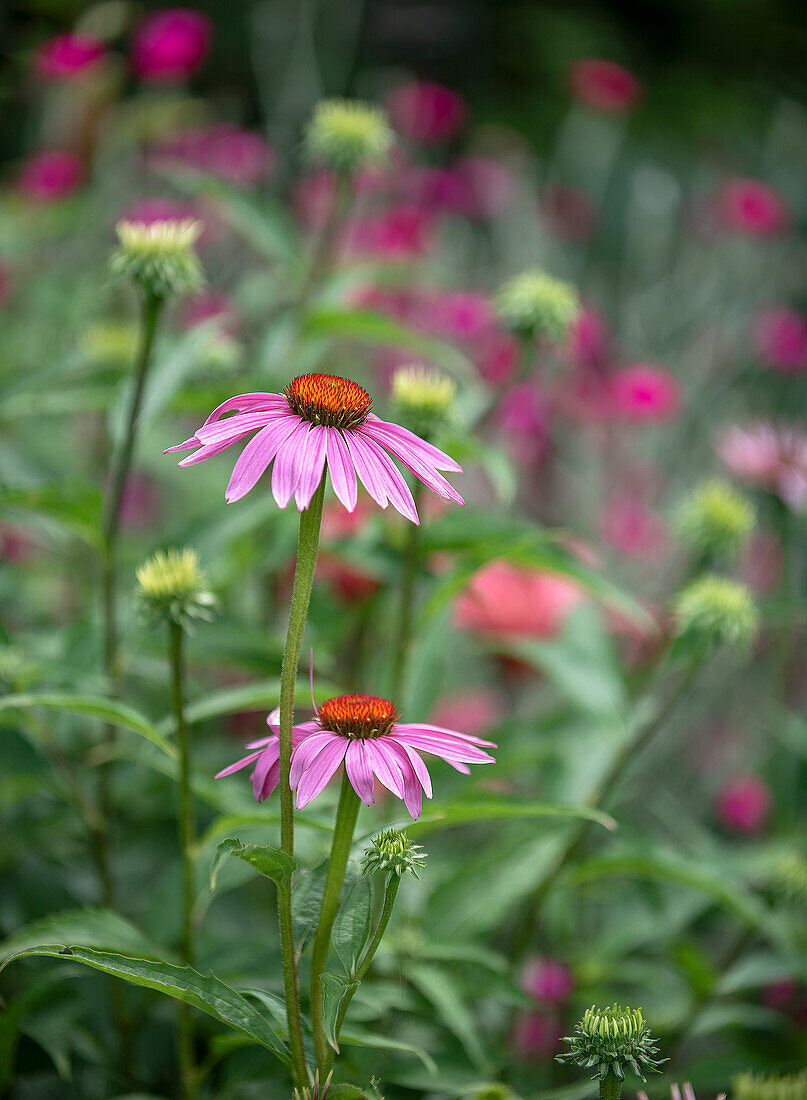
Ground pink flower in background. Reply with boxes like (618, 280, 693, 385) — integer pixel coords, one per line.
(167, 373, 463, 522)
(763, 979, 799, 1012)
(180, 291, 240, 336)
(513, 1010, 564, 1058)
(719, 178, 789, 236)
(1, 525, 37, 562)
(415, 290, 495, 341)
(540, 185, 598, 241)
(752, 308, 807, 373)
(495, 383, 549, 464)
(568, 307, 610, 372)
(291, 170, 338, 231)
(718, 423, 807, 509)
(610, 365, 680, 420)
(120, 196, 197, 226)
(569, 58, 642, 112)
(453, 156, 516, 218)
(18, 150, 82, 203)
(396, 165, 473, 214)
(474, 330, 519, 384)
(738, 530, 782, 594)
(36, 33, 104, 79)
(717, 775, 771, 833)
(217, 692, 495, 817)
(431, 688, 505, 737)
(522, 958, 574, 1004)
(150, 125, 275, 187)
(131, 8, 212, 81)
(455, 560, 584, 639)
(344, 204, 433, 259)
(388, 81, 466, 143)
(602, 495, 668, 558)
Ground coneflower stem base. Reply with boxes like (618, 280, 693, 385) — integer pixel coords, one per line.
(599, 1071, 622, 1100)
(311, 773, 361, 1076)
(278, 474, 327, 1088)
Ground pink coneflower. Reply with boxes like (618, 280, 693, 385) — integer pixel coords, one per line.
(131, 8, 212, 81)
(414, 290, 495, 341)
(387, 81, 466, 144)
(568, 307, 610, 372)
(610, 365, 680, 420)
(167, 373, 463, 523)
(343, 204, 434, 259)
(513, 1010, 564, 1058)
(216, 692, 495, 817)
(752, 308, 807, 373)
(719, 177, 789, 236)
(36, 33, 104, 79)
(495, 383, 549, 465)
(718, 423, 807, 509)
(452, 156, 516, 218)
(18, 150, 82, 203)
(430, 687, 504, 737)
(454, 560, 584, 639)
(149, 125, 275, 188)
(717, 775, 771, 834)
(569, 58, 642, 112)
(601, 495, 668, 559)
(522, 958, 574, 1004)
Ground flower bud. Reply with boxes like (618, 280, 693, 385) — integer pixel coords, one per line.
(391, 364, 456, 438)
(304, 99, 393, 175)
(110, 218, 204, 299)
(556, 1004, 666, 1084)
(495, 269, 580, 342)
(673, 575, 759, 651)
(362, 828, 426, 880)
(136, 548, 215, 629)
(733, 1070, 807, 1100)
(675, 479, 755, 562)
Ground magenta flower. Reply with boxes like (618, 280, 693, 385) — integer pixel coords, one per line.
(495, 383, 549, 465)
(343, 203, 434, 259)
(752, 308, 807, 373)
(717, 775, 771, 834)
(569, 58, 642, 112)
(718, 423, 807, 509)
(454, 560, 584, 639)
(522, 957, 574, 1004)
(610, 365, 680, 421)
(36, 33, 104, 79)
(719, 177, 789, 236)
(179, 291, 240, 336)
(387, 81, 466, 143)
(167, 373, 463, 523)
(149, 125, 275, 187)
(568, 307, 610, 372)
(131, 8, 212, 81)
(18, 150, 82, 203)
(513, 1010, 564, 1058)
(216, 692, 495, 818)
(602, 495, 668, 559)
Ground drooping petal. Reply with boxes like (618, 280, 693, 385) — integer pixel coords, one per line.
(390, 739, 433, 799)
(215, 749, 263, 779)
(385, 741, 423, 818)
(201, 392, 286, 427)
(364, 416, 462, 471)
(290, 732, 339, 789)
(195, 408, 287, 447)
(395, 722, 496, 748)
(252, 741, 281, 801)
(255, 758, 281, 801)
(294, 425, 328, 510)
(363, 738, 405, 798)
(350, 432, 419, 523)
(345, 739, 375, 805)
(225, 416, 302, 502)
(391, 729, 495, 764)
(165, 435, 201, 454)
(343, 430, 390, 510)
(295, 738, 348, 808)
(325, 428, 358, 512)
(271, 420, 312, 508)
(178, 437, 243, 466)
(359, 421, 464, 505)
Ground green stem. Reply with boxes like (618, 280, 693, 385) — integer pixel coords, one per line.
(390, 481, 423, 699)
(169, 621, 197, 1099)
(310, 772, 361, 1076)
(326, 873, 401, 1074)
(278, 474, 326, 1089)
(599, 1070, 622, 1100)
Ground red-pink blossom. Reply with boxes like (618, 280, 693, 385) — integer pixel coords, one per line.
(454, 560, 584, 639)
(388, 81, 466, 143)
(495, 383, 549, 464)
(752, 308, 807, 373)
(18, 150, 82, 203)
(513, 1010, 564, 1058)
(717, 775, 771, 834)
(35, 33, 104, 79)
(131, 8, 212, 81)
(719, 178, 789, 236)
(568, 307, 610, 372)
(473, 330, 520, 384)
(569, 58, 642, 112)
(452, 156, 516, 218)
(430, 688, 505, 737)
(521, 958, 574, 1004)
(540, 185, 598, 240)
(610, 365, 680, 420)
(601, 495, 668, 559)
(718, 423, 807, 509)
(763, 979, 799, 1012)
(343, 204, 433, 259)
(180, 291, 240, 336)
(149, 125, 275, 187)
(414, 290, 495, 340)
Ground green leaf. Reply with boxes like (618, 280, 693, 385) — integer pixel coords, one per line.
(321, 973, 359, 1052)
(407, 964, 491, 1074)
(406, 799, 617, 836)
(209, 837, 296, 892)
(0, 947, 290, 1065)
(339, 1028, 437, 1075)
(0, 693, 176, 759)
(292, 864, 329, 957)
(333, 876, 373, 977)
(0, 483, 102, 549)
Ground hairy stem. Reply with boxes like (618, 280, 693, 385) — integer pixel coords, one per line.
(600, 1070, 623, 1100)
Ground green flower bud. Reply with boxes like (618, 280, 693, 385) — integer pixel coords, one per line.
(733, 1070, 807, 1100)
(80, 320, 140, 367)
(675, 479, 755, 562)
(110, 218, 204, 300)
(362, 829, 426, 881)
(136, 548, 215, 630)
(495, 268, 580, 342)
(305, 99, 393, 175)
(673, 575, 759, 651)
(391, 365, 456, 438)
(770, 850, 807, 900)
(556, 1004, 666, 1084)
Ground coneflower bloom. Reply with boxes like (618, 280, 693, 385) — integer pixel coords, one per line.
(216, 692, 496, 818)
(166, 373, 463, 523)
(718, 423, 807, 509)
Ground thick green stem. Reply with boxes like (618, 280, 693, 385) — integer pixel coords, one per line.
(390, 481, 423, 699)
(169, 621, 197, 1099)
(599, 1070, 622, 1100)
(325, 873, 401, 1074)
(278, 474, 326, 1088)
(310, 773, 361, 1076)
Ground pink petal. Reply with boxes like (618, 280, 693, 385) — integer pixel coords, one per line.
(225, 416, 302, 502)
(385, 741, 423, 818)
(293, 425, 328, 510)
(290, 732, 339, 789)
(271, 421, 312, 508)
(345, 739, 375, 805)
(351, 433, 419, 524)
(395, 722, 496, 747)
(365, 416, 462, 471)
(343, 430, 389, 510)
(201, 392, 286, 427)
(178, 437, 243, 466)
(295, 738, 348, 808)
(215, 749, 263, 779)
(325, 429, 358, 512)
(364, 738, 405, 798)
(165, 436, 200, 454)
(252, 741, 281, 801)
(245, 735, 275, 750)
(255, 758, 281, 801)
(359, 422, 464, 505)
(390, 740, 433, 799)
(195, 409, 286, 446)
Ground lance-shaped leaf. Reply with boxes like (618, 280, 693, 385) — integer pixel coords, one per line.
(210, 837, 296, 892)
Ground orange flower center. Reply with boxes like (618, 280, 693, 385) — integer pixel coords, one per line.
(318, 693, 400, 739)
(284, 373, 373, 430)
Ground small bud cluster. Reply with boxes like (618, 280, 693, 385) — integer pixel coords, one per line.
(136, 548, 215, 630)
(556, 1004, 666, 1083)
(675, 479, 755, 561)
(733, 1069, 807, 1100)
(305, 98, 393, 174)
(495, 268, 580, 342)
(391, 365, 456, 437)
(673, 575, 759, 651)
(292, 1069, 332, 1100)
(110, 218, 204, 299)
(362, 828, 426, 880)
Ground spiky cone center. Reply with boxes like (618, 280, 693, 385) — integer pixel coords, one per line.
(318, 693, 400, 739)
(284, 373, 373, 429)
(557, 1004, 665, 1084)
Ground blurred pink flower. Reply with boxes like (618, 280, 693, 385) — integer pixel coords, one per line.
(180, 291, 240, 336)
(513, 1010, 564, 1058)
(455, 560, 584, 639)
(343, 204, 433, 259)
(763, 978, 799, 1012)
(540, 185, 598, 240)
(292, 170, 338, 230)
(36, 33, 104, 79)
(150, 125, 275, 187)
(119, 196, 197, 226)
(414, 290, 494, 340)
(18, 150, 82, 203)
(569, 58, 642, 112)
(717, 775, 771, 833)
(521, 958, 574, 1004)
(752, 308, 807, 373)
(568, 307, 610, 372)
(601, 495, 668, 558)
(431, 688, 505, 737)
(610, 365, 680, 420)
(1, 525, 37, 562)
(718, 423, 807, 509)
(395, 165, 472, 214)
(719, 178, 789, 236)
(388, 81, 466, 143)
(131, 8, 212, 81)
(738, 530, 783, 593)
(453, 156, 516, 218)
(119, 474, 160, 529)
(495, 383, 549, 464)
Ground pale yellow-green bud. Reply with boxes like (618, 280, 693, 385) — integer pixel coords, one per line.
(110, 218, 204, 299)
(390, 364, 456, 437)
(304, 98, 393, 174)
(80, 321, 140, 367)
(136, 548, 215, 629)
(673, 575, 758, 651)
(675, 479, 755, 561)
(495, 268, 580, 342)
